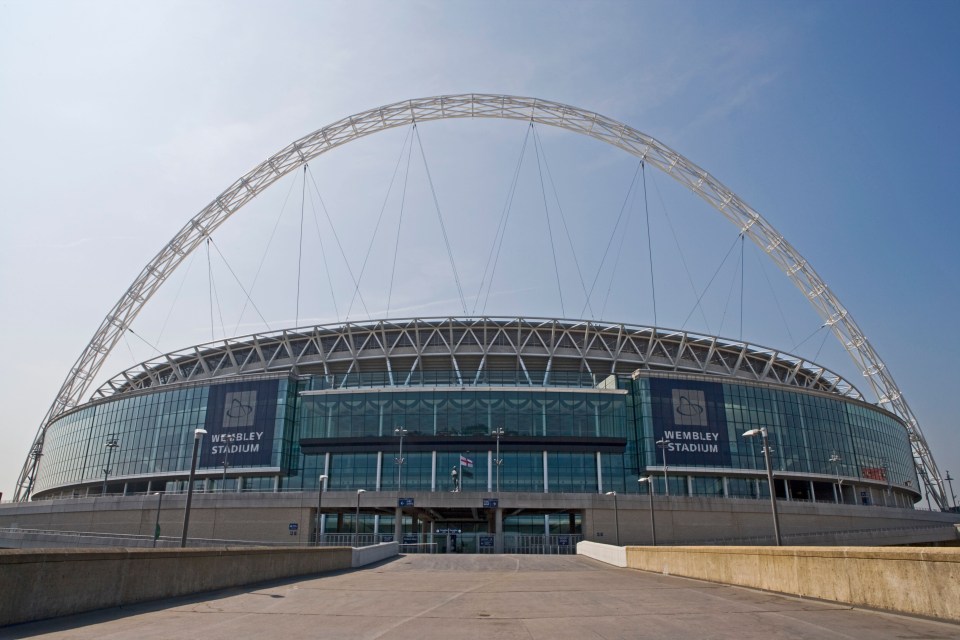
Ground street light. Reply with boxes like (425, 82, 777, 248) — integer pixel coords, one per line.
(316, 474, 328, 546)
(221, 433, 233, 491)
(354, 489, 367, 547)
(829, 453, 843, 504)
(152, 491, 163, 548)
(180, 428, 207, 548)
(394, 427, 407, 493)
(493, 427, 505, 494)
(101, 436, 119, 496)
(656, 438, 671, 496)
(638, 476, 657, 546)
(605, 491, 620, 546)
(742, 428, 781, 546)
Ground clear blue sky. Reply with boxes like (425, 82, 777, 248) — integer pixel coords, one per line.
(1, 0, 957, 504)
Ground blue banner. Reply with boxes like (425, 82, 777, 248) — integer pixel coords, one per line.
(201, 379, 279, 468)
(648, 378, 731, 467)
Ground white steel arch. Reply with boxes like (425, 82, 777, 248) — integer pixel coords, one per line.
(14, 94, 947, 508)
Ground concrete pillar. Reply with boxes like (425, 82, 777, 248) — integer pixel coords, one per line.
(596, 452, 603, 494)
(431, 451, 437, 491)
(543, 451, 549, 493)
(487, 451, 493, 492)
(376, 452, 382, 491)
(395, 507, 402, 538)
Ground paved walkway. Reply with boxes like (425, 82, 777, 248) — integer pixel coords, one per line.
(6, 554, 959, 639)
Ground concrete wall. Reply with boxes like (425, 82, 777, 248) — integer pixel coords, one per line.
(2, 492, 958, 548)
(579, 543, 960, 622)
(0, 546, 356, 627)
(577, 540, 625, 567)
(352, 541, 399, 567)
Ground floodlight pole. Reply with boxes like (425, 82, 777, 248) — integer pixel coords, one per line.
(180, 428, 207, 548)
(605, 491, 620, 546)
(493, 427, 505, 494)
(830, 453, 843, 504)
(395, 427, 407, 493)
(639, 476, 657, 546)
(101, 436, 119, 496)
(316, 474, 328, 546)
(743, 428, 781, 546)
(354, 489, 366, 547)
(656, 439, 671, 496)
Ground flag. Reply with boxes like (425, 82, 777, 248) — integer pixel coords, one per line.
(460, 455, 474, 478)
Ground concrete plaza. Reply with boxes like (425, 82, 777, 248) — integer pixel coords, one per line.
(5, 554, 959, 639)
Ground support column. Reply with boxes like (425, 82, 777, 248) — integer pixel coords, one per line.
(543, 451, 549, 493)
(495, 508, 503, 553)
(431, 451, 437, 491)
(376, 452, 383, 491)
(596, 452, 603, 494)
(395, 507, 402, 539)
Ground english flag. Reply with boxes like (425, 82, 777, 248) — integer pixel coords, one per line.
(459, 455, 474, 468)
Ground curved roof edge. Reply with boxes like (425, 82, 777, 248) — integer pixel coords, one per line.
(92, 317, 864, 401)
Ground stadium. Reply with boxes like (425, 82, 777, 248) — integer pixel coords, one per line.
(3, 96, 957, 551)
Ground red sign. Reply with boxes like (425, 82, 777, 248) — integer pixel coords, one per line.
(862, 467, 887, 481)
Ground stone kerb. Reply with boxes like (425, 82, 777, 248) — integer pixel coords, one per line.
(623, 546, 960, 623)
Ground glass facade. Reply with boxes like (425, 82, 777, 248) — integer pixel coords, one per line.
(32, 370, 919, 507)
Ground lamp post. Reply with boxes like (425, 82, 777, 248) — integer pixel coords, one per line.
(221, 433, 233, 491)
(493, 427, 504, 494)
(638, 476, 656, 546)
(656, 438, 671, 496)
(101, 436, 119, 495)
(316, 474, 328, 546)
(394, 427, 407, 493)
(604, 491, 620, 546)
(152, 491, 164, 548)
(180, 428, 207, 548)
(742, 428, 781, 546)
(354, 489, 367, 547)
(829, 453, 843, 504)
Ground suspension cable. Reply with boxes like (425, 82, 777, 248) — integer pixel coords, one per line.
(305, 166, 371, 319)
(348, 126, 414, 320)
(532, 124, 593, 318)
(208, 237, 271, 331)
(206, 238, 227, 340)
(740, 234, 745, 341)
(718, 234, 744, 336)
(476, 123, 532, 315)
(599, 167, 640, 319)
(207, 238, 215, 341)
(532, 125, 565, 317)
(156, 247, 199, 345)
(413, 126, 467, 315)
(295, 165, 307, 326)
(387, 125, 416, 317)
(649, 172, 711, 333)
(680, 233, 742, 331)
(642, 162, 658, 327)
(580, 160, 642, 318)
(127, 327, 163, 355)
(305, 175, 341, 323)
(232, 167, 301, 336)
(752, 248, 795, 346)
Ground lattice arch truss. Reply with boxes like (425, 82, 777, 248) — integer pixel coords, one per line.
(14, 94, 947, 508)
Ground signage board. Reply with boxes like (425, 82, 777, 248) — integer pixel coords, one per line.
(436, 527, 462, 534)
(403, 534, 419, 544)
(381, 535, 394, 543)
(557, 535, 570, 546)
(649, 378, 731, 467)
(479, 536, 495, 548)
(201, 379, 279, 468)
(482, 498, 499, 508)
(398, 498, 415, 507)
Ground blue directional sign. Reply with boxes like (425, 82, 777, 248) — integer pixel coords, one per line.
(403, 534, 419, 544)
(398, 498, 415, 507)
(479, 535, 495, 548)
(483, 498, 499, 508)
(557, 535, 570, 546)
(288, 522, 298, 531)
